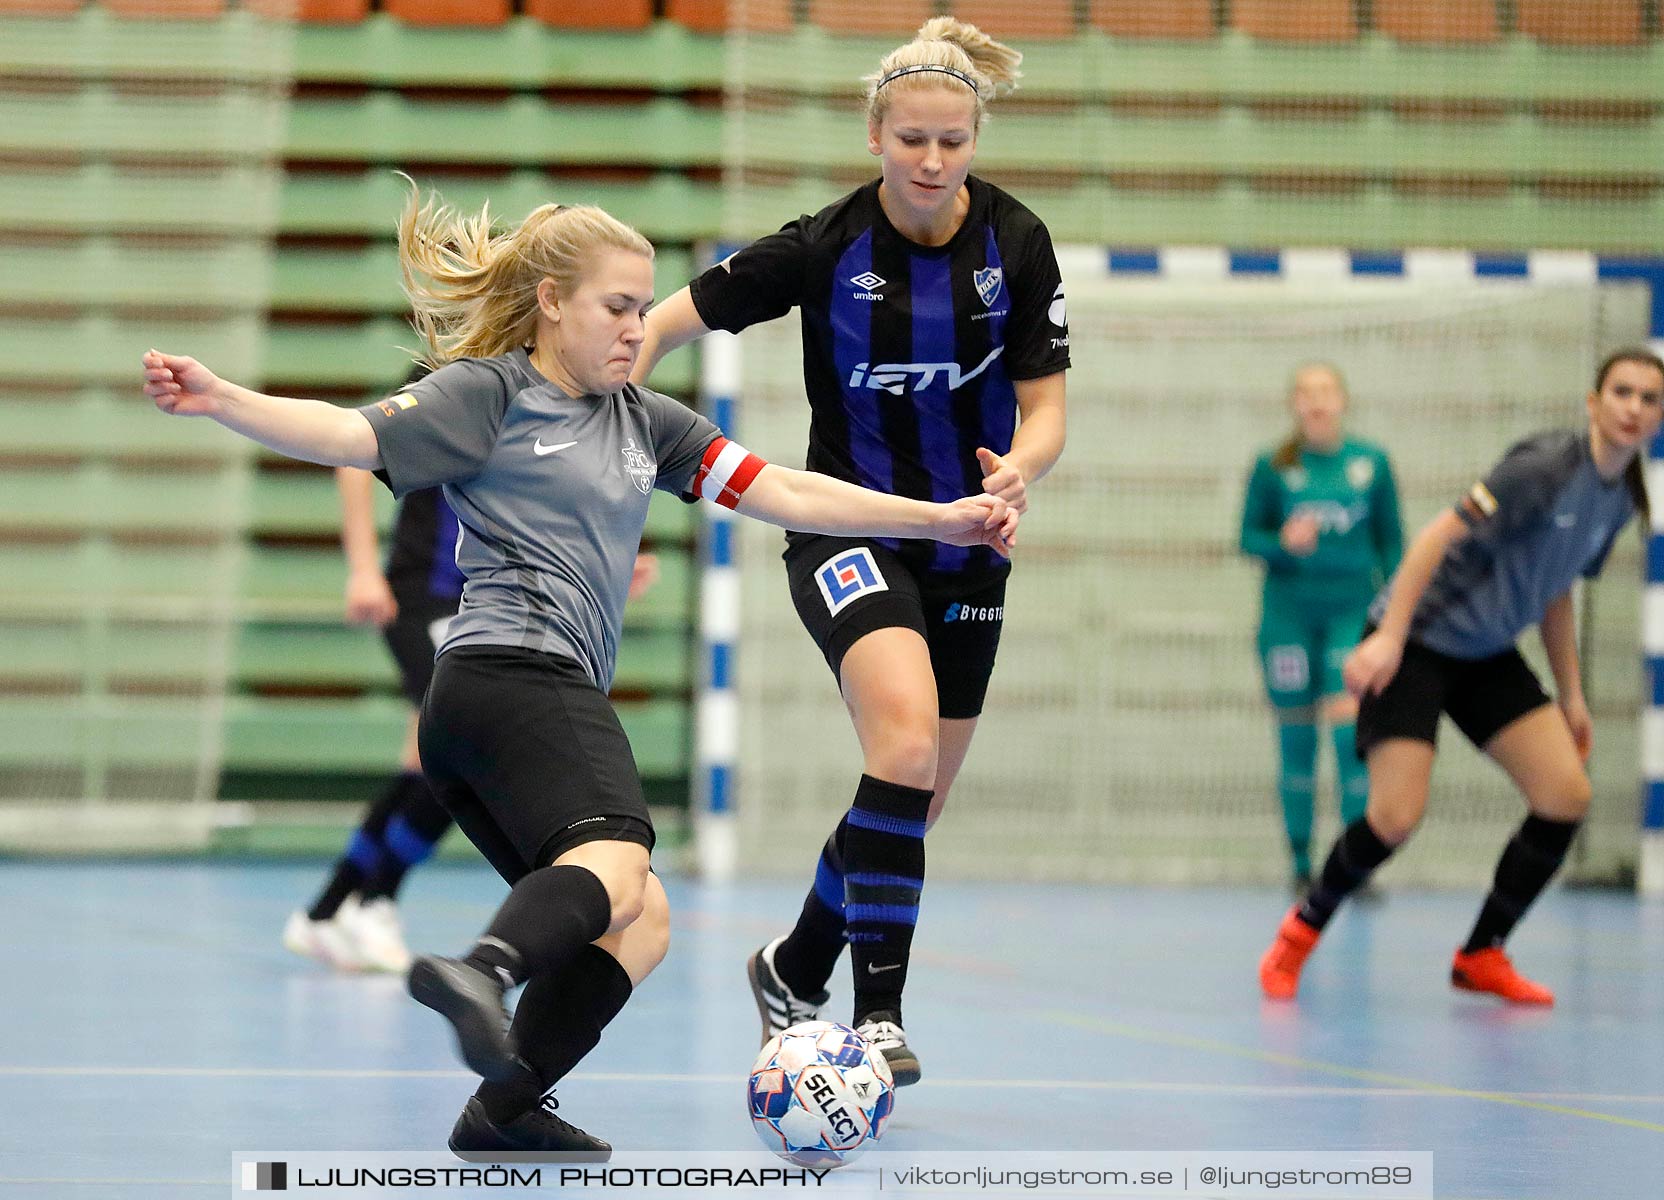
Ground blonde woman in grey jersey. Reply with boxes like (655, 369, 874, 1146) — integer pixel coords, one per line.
(143, 184, 1015, 1159)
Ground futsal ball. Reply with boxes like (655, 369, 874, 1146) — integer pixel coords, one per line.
(747, 1020, 894, 1167)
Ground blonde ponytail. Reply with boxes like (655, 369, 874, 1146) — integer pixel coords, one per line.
(864, 17, 1022, 130)
(395, 175, 654, 368)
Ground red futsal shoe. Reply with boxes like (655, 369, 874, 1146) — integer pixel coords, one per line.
(1259, 906, 1321, 1000)
(1451, 947, 1554, 1006)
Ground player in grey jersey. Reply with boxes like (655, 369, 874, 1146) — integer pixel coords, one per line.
(143, 185, 1015, 1159)
(1260, 349, 1664, 1007)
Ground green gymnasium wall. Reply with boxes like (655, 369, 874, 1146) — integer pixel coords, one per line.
(0, 3, 1659, 815)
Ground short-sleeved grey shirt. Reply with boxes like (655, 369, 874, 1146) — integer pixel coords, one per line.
(360, 349, 720, 689)
(1371, 429, 1636, 659)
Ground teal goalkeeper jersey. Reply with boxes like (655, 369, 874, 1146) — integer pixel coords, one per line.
(1239, 439, 1404, 610)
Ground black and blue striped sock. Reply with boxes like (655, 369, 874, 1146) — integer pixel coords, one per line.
(306, 774, 408, 920)
(360, 774, 453, 902)
(844, 774, 931, 1025)
(772, 816, 849, 997)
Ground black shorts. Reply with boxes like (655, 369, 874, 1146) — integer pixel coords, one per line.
(417, 645, 654, 885)
(783, 534, 1008, 720)
(1354, 631, 1551, 760)
(383, 597, 460, 705)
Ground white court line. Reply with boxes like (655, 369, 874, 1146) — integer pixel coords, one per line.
(1046, 1010, 1664, 1134)
(3, 1065, 1663, 1104)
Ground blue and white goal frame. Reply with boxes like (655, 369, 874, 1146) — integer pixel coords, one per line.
(691, 245, 1664, 892)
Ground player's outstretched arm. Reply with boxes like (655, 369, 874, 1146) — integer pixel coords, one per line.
(143, 350, 381, 470)
(686, 437, 1015, 555)
(743, 465, 1015, 554)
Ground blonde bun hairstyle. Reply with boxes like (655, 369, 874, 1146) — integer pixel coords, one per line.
(863, 17, 1022, 130)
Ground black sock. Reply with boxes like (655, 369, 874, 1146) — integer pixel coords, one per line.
(1462, 815, 1580, 954)
(1299, 817, 1397, 931)
(843, 775, 931, 1025)
(772, 816, 849, 997)
(461, 864, 611, 988)
(359, 774, 452, 902)
(307, 777, 404, 920)
(473, 946, 634, 1123)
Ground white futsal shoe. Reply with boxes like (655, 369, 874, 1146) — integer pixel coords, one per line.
(337, 896, 414, 974)
(746, 935, 829, 1046)
(856, 1011, 921, 1087)
(282, 908, 366, 971)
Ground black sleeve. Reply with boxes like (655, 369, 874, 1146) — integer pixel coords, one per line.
(635, 386, 723, 498)
(1454, 433, 1566, 550)
(1001, 219, 1071, 382)
(358, 359, 508, 498)
(687, 218, 811, 334)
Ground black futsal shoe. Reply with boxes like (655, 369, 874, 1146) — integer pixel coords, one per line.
(449, 1095, 612, 1162)
(407, 955, 527, 1083)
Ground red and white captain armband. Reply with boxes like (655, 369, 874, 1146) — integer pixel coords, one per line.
(691, 437, 767, 509)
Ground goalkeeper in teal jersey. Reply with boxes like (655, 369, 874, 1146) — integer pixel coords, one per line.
(1239, 364, 1404, 888)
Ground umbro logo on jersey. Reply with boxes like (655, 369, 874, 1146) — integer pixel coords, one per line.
(850, 271, 886, 301)
(533, 438, 577, 456)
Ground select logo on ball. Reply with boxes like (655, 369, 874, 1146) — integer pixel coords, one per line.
(748, 1021, 894, 1167)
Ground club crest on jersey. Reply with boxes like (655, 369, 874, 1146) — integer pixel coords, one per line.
(974, 266, 1003, 308)
(1346, 456, 1375, 490)
(815, 548, 888, 616)
(621, 438, 655, 495)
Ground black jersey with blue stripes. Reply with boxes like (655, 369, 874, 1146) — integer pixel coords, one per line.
(689, 175, 1069, 577)
(385, 487, 465, 609)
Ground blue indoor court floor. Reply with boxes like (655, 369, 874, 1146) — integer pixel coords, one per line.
(2, 861, 1662, 1198)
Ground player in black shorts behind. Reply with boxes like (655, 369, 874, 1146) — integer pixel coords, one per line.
(1260, 349, 1664, 1006)
(636, 17, 1069, 1084)
(145, 186, 1014, 1156)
